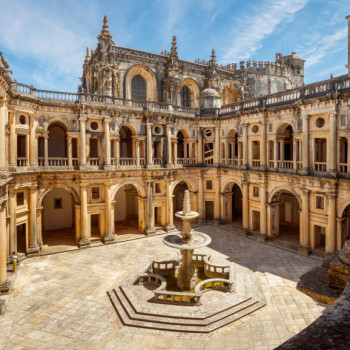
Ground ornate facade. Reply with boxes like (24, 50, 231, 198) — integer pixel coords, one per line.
(0, 15, 350, 294)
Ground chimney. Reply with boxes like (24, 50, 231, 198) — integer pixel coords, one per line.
(347, 15, 350, 76)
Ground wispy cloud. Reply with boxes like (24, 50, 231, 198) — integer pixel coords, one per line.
(221, 0, 310, 63)
(302, 28, 347, 67)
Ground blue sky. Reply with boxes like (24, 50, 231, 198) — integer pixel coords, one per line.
(0, 0, 349, 92)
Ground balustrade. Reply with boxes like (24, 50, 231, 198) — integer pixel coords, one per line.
(252, 159, 261, 167)
(16, 158, 27, 167)
(119, 157, 137, 166)
(153, 158, 162, 165)
(314, 162, 327, 172)
(48, 157, 68, 167)
(277, 160, 293, 169)
(89, 158, 99, 166)
(339, 163, 348, 174)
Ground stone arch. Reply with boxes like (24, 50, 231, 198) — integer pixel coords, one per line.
(117, 123, 138, 135)
(268, 186, 301, 208)
(268, 187, 302, 245)
(180, 78, 200, 108)
(227, 128, 238, 138)
(111, 181, 146, 200)
(38, 184, 80, 208)
(274, 120, 295, 135)
(125, 64, 158, 101)
(171, 178, 198, 194)
(338, 201, 350, 249)
(47, 119, 69, 131)
(221, 85, 240, 105)
(222, 181, 243, 225)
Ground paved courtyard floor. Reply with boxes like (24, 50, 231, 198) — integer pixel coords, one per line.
(0, 225, 326, 350)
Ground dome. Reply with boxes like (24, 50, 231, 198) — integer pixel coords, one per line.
(200, 88, 220, 98)
(200, 88, 221, 110)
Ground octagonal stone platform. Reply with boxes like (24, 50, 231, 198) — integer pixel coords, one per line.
(107, 259, 266, 334)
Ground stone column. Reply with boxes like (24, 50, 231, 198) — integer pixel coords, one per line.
(198, 172, 205, 223)
(189, 142, 193, 163)
(67, 135, 73, 168)
(329, 112, 337, 173)
(146, 180, 156, 234)
(260, 121, 266, 168)
(136, 138, 140, 167)
(44, 134, 48, 168)
(29, 116, 37, 167)
(0, 102, 7, 171)
(174, 141, 178, 165)
(299, 189, 310, 255)
(214, 126, 220, 165)
(197, 128, 203, 164)
(260, 184, 267, 235)
(9, 111, 16, 169)
(238, 142, 242, 166)
(8, 187, 16, 256)
(293, 138, 297, 170)
(104, 118, 112, 169)
(165, 179, 175, 232)
(302, 114, 309, 173)
(146, 123, 153, 166)
(79, 117, 87, 168)
(27, 186, 39, 255)
(116, 136, 120, 167)
(103, 182, 115, 243)
(0, 201, 10, 294)
(336, 218, 344, 251)
(327, 193, 337, 254)
(225, 141, 229, 165)
(79, 184, 90, 247)
(273, 138, 278, 168)
(166, 126, 172, 166)
(242, 123, 248, 168)
(242, 180, 249, 230)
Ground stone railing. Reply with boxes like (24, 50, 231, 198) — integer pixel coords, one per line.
(119, 157, 137, 166)
(220, 75, 350, 116)
(277, 160, 294, 169)
(11, 82, 199, 116)
(314, 161, 327, 172)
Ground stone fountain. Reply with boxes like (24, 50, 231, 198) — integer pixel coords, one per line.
(163, 190, 211, 290)
(107, 188, 267, 333)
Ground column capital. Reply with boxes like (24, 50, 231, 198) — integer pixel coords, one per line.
(105, 182, 113, 188)
(80, 183, 89, 188)
(79, 116, 87, 122)
(103, 117, 111, 124)
(28, 185, 37, 192)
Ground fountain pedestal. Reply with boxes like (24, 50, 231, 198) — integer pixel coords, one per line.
(178, 249, 197, 290)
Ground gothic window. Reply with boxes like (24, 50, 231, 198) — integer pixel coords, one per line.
(131, 75, 146, 101)
(181, 86, 191, 107)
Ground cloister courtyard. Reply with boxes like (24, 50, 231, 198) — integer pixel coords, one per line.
(0, 225, 326, 350)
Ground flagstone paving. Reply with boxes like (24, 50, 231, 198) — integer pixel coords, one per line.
(0, 225, 326, 350)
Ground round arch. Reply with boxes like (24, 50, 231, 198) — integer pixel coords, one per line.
(338, 202, 350, 249)
(222, 181, 243, 226)
(227, 128, 238, 138)
(180, 78, 200, 108)
(222, 180, 243, 194)
(175, 128, 190, 139)
(117, 123, 138, 135)
(111, 181, 146, 200)
(268, 186, 302, 209)
(38, 184, 80, 208)
(47, 119, 69, 131)
(171, 178, 198, 195)
(125, 64, 158, 101)
(274, 121, 295, 135)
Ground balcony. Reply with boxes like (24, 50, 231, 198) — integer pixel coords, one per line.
(314, 162, 327, 172)
(277, 160, 293, 170)
(17, 157, 27, 167)
(252, 159, 260, 167)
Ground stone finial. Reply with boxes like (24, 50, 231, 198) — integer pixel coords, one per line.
(103, 15, 108, 27)
(170, 35, 178, 56)
(211, 49, 216, 63)
(98, 15, 112, 41)
(182, 190, 191, 216)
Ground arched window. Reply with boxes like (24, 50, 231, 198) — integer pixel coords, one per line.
(131, 75, 146, 101)
(181, 86, 191, 107)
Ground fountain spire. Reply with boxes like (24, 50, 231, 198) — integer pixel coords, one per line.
(182, 190, 191, 216)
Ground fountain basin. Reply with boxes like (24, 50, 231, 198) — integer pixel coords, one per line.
(163, 232, 212, 250)
(175, 211, 199, 220)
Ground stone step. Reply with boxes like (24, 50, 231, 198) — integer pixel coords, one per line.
(117, 286, 259, 325)
(108, 287, 266, 333)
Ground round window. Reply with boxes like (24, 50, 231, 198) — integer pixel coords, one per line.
(90, 122, 98, 130)
(252, 125, 259, 133)
(19, 115, 26, 125)
(205, 129, 212, 137)
(154, 126, 161, 134)
(316, 117, 325, 128)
